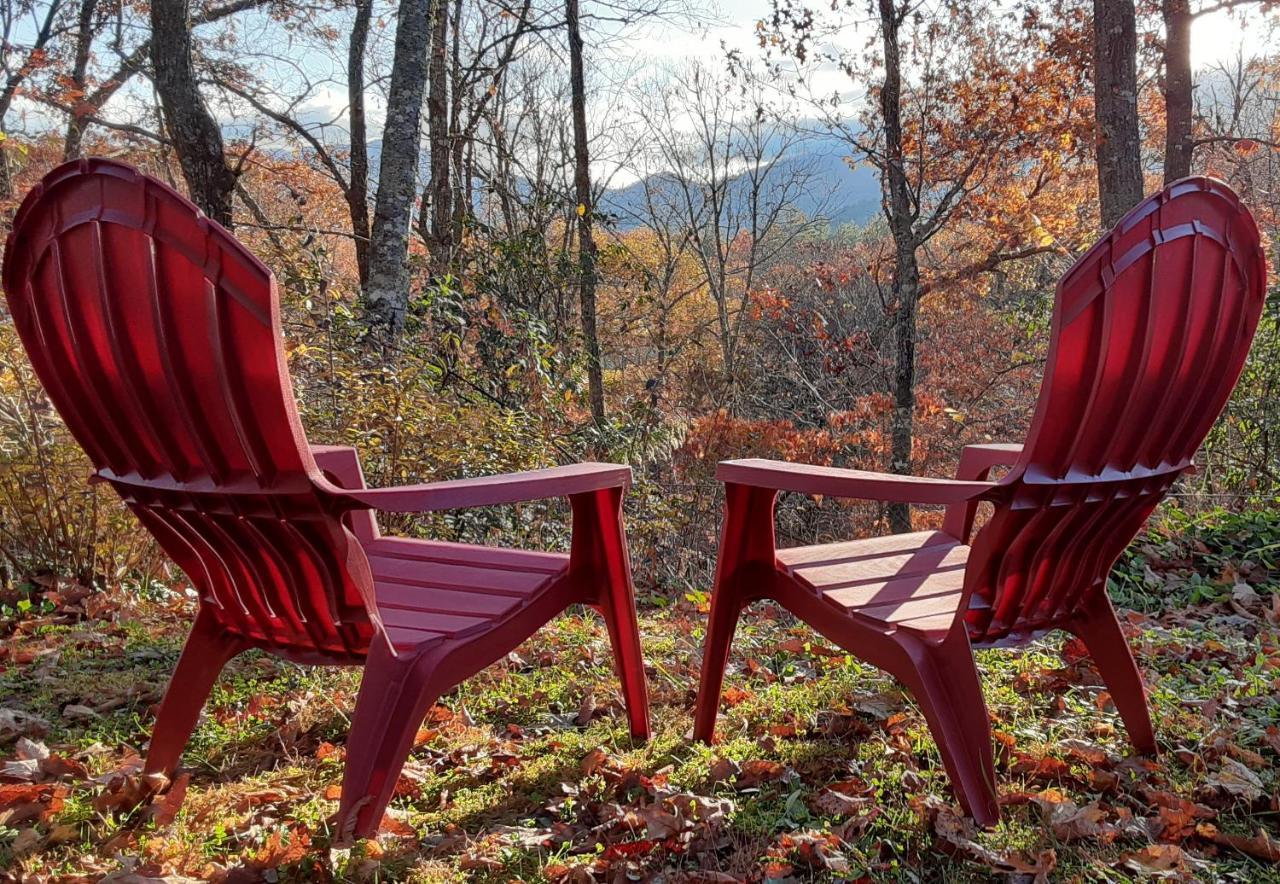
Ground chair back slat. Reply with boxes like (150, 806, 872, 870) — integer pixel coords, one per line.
(4, 159, 376, 660)
(965, 178, 1267, 645)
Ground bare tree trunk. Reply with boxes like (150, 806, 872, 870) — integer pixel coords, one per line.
(424, 0, 452, 276)
(450, 0, 471, 249)
(1093, 0, 1144, 228)
(0, 0, 62, 199)
(348, 0, 373, 286)
(567, 0, 605, 425)
(63, 0, 99, 160)
(878, 0, 921, 534)
(1161, 0, 1193, 183)
(151, 0, 237, 227)
(366, 0, 436, 333)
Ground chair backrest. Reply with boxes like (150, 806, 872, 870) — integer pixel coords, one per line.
(3, 159, 376, 662)
(964, 177, 1268, 645)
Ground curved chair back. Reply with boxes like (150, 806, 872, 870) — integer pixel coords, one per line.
(964, 178, 1267, 644)
(3, 159, 376, 661)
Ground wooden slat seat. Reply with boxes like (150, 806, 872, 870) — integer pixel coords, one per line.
(777, 531, 969, 635)
(365, 538, 570, 650)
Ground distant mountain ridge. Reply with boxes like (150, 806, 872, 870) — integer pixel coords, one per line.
(599, 137, 883, 231)
(358, 131, 884, 230)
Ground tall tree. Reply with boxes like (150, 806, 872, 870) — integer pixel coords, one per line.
(1161, 0, 1194, 182)
(1160, 0, 1274, 183)
(61, 0, 96, 159)
(1093, 0, 1143, 227)
(760, 0, 1090, 530)
(567, 0, 605, 424)
(424, 0, 452, 275)
(636, 64, 818, 408)
(876, 0, 920, 533)
(36, 0, 271, 160)
(348, 0, 373, 285)
(151, 0, 237, 226)
(0, 0, 66, 198)
(365, 0, 436, 333)
(210, 0, 379, 286)
(416, 0, 537, 276)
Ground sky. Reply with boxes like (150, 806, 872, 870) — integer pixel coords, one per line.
(142, 0, 1269, 145)
(585, 0, 1271, 184)
(618, 0, 1267, 70)
(7, 0, 1272, 167)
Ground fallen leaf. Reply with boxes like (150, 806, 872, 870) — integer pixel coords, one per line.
(1197, 822, 1280, 862)
(708, 757, 739, 783)
(1032, 792, 1110, 842)
(14, 737, 48, 761)
(581, 746, 611, 775)
(62, 703, 100, 721)
(0, 708, 50, 743)
(148, 772, 190, 827)
(1121, 843, 1188, 874)
(9, 826, 41, 856)
(1206, 758, 1264, 801)
(736, 758, 788, 788)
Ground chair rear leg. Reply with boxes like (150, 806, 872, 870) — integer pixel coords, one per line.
(692, 586, 745, 743)
(694, 483, 777, 744)
(335, 640, 444, 844)
(901, 631, 1001, 827)
(573, 486, 650, 740)
(598, 595, 651, 739)
(1067, 591, 1157, 755)
(145, 607, 243, 778)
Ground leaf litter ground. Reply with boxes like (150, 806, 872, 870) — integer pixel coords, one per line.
(0, 548, 1278, 882)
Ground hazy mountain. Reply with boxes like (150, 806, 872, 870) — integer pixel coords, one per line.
(360, 132, 883, 231)
(599, 137, 882, 231)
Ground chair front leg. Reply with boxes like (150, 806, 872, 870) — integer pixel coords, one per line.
(335, 639, 448, 844)
(145, 605, 245, 778)
(570, 486, 650, 740)
(896, 628, 1001, 827)
(1066, 590, 1157, 755)
(693, 483, 778, 743)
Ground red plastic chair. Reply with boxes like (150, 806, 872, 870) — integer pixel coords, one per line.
(2, 159, 650, 842)
(693, 177, 1268, 826)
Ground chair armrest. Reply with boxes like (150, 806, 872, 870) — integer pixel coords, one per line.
(311, 445, 368, 490)
(323, 462, 632, 513)
(716, 458, 995, 505)
(942, 443, 1022, 541)
(953, 443, 1023, 481)
(310, 445, 378, 541)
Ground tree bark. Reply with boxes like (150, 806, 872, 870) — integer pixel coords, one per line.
(365, 0, 436, 333)
(1093, 0, 1144, 228)
(448, 0, 467, 248)
(151, 0, 237, 227)
(1161, 0, 1193, 183)
(423, 0, 452, 275)
(348, 0, 373, 286)
(63, 0, 99, 160)
(0, 0, 64, 198)
(878, 0, 921, 534)
(567, 0, 606, 425)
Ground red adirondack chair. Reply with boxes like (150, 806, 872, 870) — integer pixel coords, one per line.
(2, 158, 650, 842)
(693, 177, 1268, 826)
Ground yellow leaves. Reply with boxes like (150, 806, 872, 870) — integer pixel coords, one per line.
(1033, 221, 1056, 248)
(576, 203, 587, 217)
